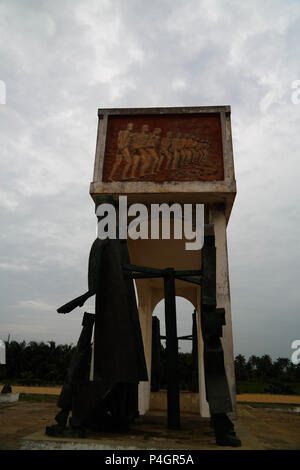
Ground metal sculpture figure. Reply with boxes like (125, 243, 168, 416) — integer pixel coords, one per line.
(46, 197, 148, 437)
(46, 198, 241, 446)
(200, 225, 241, 446)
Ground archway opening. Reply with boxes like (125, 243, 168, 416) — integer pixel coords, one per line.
(151, 296, 199, 393)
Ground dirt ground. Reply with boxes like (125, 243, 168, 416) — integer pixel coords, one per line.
(0, 393, 299, 450)
(6, 385, 62, 395)
(4, 385, 300, 404)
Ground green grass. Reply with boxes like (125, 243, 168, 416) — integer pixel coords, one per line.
(19, 393, 59, 403)
(236, 380, 300, 395)
(238, 402, 300, 409)
(237, 380, 267, 394)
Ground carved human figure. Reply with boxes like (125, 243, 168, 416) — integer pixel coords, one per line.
(190, 135, 198, 163)
(130, 124, 150, 178)
(146, 127, 161, 174)
(192, 137, 201, 163)
(182, 133, 192, 165)
(109, 123, 134, 180)
(178, 133, 189, 167)
(158, 131, 173, 170)
(171, 132, 182, 169)
(198, 140, 210, 162)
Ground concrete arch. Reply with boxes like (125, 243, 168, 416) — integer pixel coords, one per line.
(151, 291, 197, 314)
(152, 296, 196, 356)
(126, 221, 207, 417)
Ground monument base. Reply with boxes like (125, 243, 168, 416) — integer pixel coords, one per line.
(0, 393, 19, 403)
(20, 412, 245, 450)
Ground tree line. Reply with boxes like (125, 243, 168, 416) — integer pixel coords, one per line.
(0, 340, 75, 385)
(234, 353, 300, 394)
(0, 341, 299, 393)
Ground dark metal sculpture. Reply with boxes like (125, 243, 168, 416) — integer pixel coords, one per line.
(123, 263, 202, 430)
(46, 197, 241, 446)
(191, 310, 199, 393)
(151, 316, 162, 393)
(46, 197, 148, 437)
(123, 225, 241, 445)
(46, 312, 95, 437)
(1, 384, 12, 394)
(201, 225, 241, 446)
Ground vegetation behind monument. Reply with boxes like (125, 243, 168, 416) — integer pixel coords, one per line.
(0, 340, 300, 395)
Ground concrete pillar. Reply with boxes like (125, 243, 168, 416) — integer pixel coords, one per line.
(196, 288, 210, 417)
(209, 205, 237, 415)
(137, 284, 153, 415)
(136, 282, 212, 418)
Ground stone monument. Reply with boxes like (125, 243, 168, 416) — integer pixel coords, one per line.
(46, 106, 241, 447)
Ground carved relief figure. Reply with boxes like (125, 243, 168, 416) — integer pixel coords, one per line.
(130, 124, 150, 178)
(171, 133, 182, 169)
(159, 131, 173, 170)
(198, 140, 210, 162)
(145, 127, 161, 174)
(109, 122, 134, 180)
(107, 124, 210, 181)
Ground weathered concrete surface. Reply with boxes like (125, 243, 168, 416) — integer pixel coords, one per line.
(90, 106, 237, 222)
(150, 391, 200, 414)
(0, 393, 19, 403)
(19, 408, 300, 451)
(19, 412, 261, 451)
(1, 400, 299, 450)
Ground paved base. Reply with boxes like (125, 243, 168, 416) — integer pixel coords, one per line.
(20, 412, 262, 451)
(0, 393, 19, 403)
(2, 402, 299, 450)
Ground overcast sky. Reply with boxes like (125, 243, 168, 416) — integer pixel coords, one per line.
(0, 0, 299, 360)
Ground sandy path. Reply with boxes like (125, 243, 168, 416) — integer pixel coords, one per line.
(2, 385, 300, 404)
(5, 385, 62, 395)
(237, 393, 300, 404)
